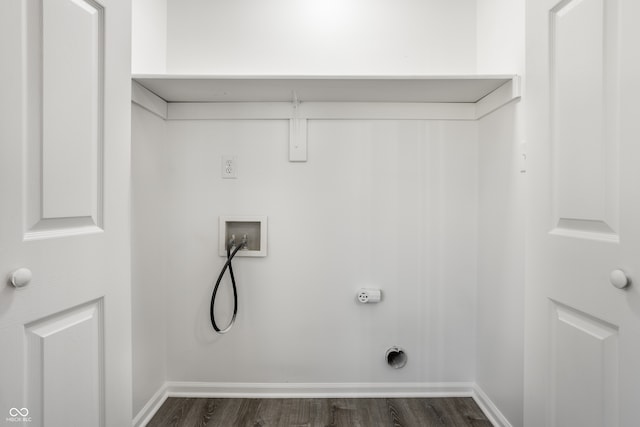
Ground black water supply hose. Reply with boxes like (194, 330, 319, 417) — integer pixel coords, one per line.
(210, 235, 247, 334)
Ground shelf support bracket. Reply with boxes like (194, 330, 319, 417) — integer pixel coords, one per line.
(289, 93, 307, 162)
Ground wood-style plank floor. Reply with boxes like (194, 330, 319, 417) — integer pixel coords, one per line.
(146, 397, 493, 427)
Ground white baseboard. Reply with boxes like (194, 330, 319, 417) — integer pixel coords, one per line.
(471, 385, 513, 427)
(164, 381, 476, 399)
(133, 381, 511, 427)
(132, 386, 169, 427)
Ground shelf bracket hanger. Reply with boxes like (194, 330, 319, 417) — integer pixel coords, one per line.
(289, 91, 307, 162)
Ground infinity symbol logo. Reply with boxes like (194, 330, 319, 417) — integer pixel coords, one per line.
(9, 408, 29, 417)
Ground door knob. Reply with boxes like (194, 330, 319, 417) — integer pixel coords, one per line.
(9, 268, 32, 288)
(609, 269, 630, 289)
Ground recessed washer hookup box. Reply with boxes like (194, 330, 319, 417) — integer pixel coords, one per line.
(218, 215, 268, 257)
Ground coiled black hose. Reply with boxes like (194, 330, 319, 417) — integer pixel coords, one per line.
(210, 239, 246, 334)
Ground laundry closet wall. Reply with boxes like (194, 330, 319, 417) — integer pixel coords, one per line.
(132, 1, 525, 426)
(475, 0, 525, 424)
(164, 0, 477, 75)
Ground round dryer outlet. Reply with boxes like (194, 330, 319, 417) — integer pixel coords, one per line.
(357, 288, 381, 303)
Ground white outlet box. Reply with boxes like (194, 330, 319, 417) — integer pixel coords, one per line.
(219, 216, 268, 257)
(222, 155, 237, 179)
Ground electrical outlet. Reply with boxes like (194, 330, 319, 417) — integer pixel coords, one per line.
(357, 288, 381, 303)
(222, 155, 237, 179)
(358, 291, 370, 303)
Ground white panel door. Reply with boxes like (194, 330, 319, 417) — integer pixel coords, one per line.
(0, 0, 132, 426)
(526, 0, 640, 426)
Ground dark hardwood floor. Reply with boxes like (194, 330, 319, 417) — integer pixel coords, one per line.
(147, 397, 493, 427)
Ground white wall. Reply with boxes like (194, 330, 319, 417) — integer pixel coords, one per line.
(476, 0, 525, 426)
(164, 0, 478, 75)
(161, 119, 478, 384)
(477, 105, 524, 426)
(131, 104, 168, 415)
(476, 0, 524, 74)
(132, 0, 167, 74)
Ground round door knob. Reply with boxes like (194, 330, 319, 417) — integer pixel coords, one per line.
(9, 268, 32, 288)
(609, 269, 629, 289)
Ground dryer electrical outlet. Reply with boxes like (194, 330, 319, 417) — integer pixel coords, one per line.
(219, 216, 268, 257)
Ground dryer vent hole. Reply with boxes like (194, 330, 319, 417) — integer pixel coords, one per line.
(386, 347, 407, 369)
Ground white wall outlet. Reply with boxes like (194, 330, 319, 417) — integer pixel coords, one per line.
(222, 155, 238, 179)
(357, 288, 382, 303)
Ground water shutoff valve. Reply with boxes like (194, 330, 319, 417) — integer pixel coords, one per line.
(357, 288, 382, 304)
